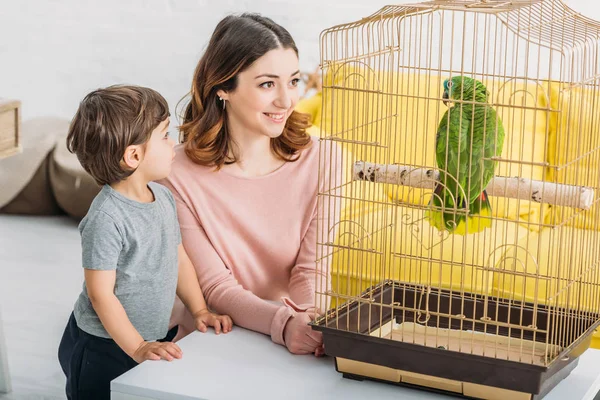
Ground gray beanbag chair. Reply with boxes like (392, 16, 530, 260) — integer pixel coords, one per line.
(1, 117, 101, 219)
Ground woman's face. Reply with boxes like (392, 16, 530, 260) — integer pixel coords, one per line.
(221, 47, 301, 140)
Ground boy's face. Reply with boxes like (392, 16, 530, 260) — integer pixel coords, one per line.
(220, 47, 301, 140)
(140, 118, 175, 181)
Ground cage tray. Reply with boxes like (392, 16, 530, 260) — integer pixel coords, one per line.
(311, 280, 599, 399)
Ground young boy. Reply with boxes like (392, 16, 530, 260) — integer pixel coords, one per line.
(58, 85, 232, 400)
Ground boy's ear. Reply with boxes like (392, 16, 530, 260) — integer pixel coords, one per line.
(122, 145, 143, 170)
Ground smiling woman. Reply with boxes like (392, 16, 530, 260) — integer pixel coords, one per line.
(179, 14, 312, 173)
(160, 13, 342, 356)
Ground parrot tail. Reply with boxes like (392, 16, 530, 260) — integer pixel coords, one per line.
(425, 188, 492, 235)
(459, 190, 492, 235)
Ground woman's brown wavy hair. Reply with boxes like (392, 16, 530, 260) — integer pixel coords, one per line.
(179, 13, 312, 168)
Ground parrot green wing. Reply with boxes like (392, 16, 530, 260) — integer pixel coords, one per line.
(467, 106, 505, 204)
(435, 105, 471, 210)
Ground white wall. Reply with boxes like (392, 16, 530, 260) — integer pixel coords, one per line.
(0, 0, 394, 123)
(0, 0, 596, 123)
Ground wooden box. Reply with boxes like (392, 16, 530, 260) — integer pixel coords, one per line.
(0, 99, 21, 159)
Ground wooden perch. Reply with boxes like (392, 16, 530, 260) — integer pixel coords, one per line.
(353, 161, 595, 210)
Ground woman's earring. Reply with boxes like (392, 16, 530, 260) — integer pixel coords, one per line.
(219, 96, 226, 110)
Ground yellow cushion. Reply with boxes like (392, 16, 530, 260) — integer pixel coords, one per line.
(330, 205, 530, 305)
(295, 93, 323, 126)
(317, 65, 551, 230)
(490, 80, 552, 231)
(592, 330, 600, 349)
(300, 86, 391, 210)
(303, 123, 389, 224)
(545, 84, 600, 230)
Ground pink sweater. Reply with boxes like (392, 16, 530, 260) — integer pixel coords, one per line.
(161, 136, 340, 344)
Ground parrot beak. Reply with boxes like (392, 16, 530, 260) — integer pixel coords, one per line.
(442, 91, 449, 106)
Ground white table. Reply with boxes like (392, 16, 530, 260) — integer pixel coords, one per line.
(112, 327, 600, 400)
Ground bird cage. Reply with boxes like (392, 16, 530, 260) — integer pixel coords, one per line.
(310, 1, 600, 399)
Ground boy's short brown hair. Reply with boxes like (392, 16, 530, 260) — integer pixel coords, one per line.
(66, 85, 170, 186)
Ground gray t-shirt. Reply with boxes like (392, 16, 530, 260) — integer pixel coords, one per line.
(73, 182, 181, 341)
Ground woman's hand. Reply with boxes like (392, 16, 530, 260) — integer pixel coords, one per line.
(282, 311, 324, 356)
(193, 309, 233, 334)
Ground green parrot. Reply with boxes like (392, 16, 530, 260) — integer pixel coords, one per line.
(425, 76, 505, 235)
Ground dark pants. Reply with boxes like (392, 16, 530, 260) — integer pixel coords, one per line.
(58, 312, 178, 400)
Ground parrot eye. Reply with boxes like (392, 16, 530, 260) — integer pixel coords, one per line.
(447, 81, 453, 88)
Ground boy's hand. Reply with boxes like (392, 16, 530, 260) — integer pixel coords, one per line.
(132, 341, 183, 363)
(193, 309, 233, 334)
